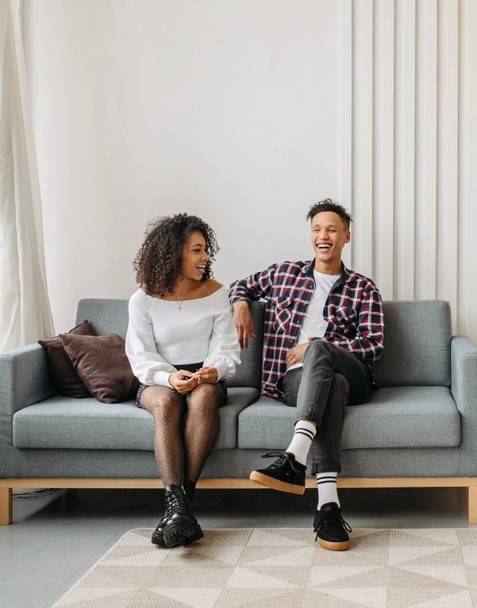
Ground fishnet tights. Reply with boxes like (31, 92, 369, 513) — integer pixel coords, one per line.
(139, 383, 227, 487)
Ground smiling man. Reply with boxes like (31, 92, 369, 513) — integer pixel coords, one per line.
(229, 199, 384, 551)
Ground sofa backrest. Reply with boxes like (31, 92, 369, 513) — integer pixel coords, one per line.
(225, 300, 264, 389)
(77, 299, 129, 338)
(77, 297, 451, 391)
(76, 298, 265, 390)
(235, 299, 452, 388)
(373, 300, 451, 387)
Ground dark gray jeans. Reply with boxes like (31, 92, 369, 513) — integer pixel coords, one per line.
(282, 339, 372, 474)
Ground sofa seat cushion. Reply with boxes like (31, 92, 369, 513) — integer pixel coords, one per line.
(13, 387, 259, 451)
(237, 387, 461, 450)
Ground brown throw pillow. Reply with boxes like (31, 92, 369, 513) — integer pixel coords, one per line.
(60, 333, 139, 404)
(38, 320, 95, 398)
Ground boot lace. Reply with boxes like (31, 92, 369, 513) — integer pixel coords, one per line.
(165, 486, 189, 516)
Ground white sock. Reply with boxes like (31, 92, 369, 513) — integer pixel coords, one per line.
(286, 420, 316, 466)
(317, 472, 339, 510)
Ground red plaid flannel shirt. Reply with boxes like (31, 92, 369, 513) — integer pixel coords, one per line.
(229, 260, 384, 401)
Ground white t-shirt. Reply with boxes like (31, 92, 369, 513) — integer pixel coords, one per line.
(126, 286, 240, 387)
(287, 269, 340, 372)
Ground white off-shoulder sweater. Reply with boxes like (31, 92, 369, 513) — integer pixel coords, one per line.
(125, 286, 240, 387)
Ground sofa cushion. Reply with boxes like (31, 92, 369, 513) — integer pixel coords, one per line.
(237, 387, 460, 450)
(60, 333, 139, 404)
(12, 387, 259, 451)
(341, 386, 460, 448)
(374, 300, 451, 387)
(38, 320, 95, 398)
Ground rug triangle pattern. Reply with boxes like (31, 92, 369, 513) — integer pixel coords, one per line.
(53, 527, 477, 608)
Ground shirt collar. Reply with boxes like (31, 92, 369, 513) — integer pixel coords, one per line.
(340, 264, 354, 283)
(304, 260, 353, 283)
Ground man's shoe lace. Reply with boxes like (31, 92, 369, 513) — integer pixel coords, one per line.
(314, 508, 352, 541)
(260, 451, 303, 473)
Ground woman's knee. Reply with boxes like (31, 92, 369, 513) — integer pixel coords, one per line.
(140, 386, 183, 419)
(187, 383, 224, 414)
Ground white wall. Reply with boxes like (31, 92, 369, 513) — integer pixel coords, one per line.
(22, 0, 477, 342)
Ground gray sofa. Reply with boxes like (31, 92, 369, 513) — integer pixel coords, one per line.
(2, 298, 477, 525)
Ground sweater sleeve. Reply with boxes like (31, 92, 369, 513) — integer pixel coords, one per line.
(203, 288, 241, 380)
(125, 291, 176, 387)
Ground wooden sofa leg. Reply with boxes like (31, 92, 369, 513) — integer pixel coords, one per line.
(468, 485, 477, 524)
(0, 487, 13, 525)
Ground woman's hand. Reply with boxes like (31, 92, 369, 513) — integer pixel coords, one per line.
(168, 370, 199, 394)
(197, 366, 218, 384)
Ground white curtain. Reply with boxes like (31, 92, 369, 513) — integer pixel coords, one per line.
(0, 0, 54, 351)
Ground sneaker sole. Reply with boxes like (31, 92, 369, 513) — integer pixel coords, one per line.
(250, 471, 305, 495)
(317, 538, 350, 551)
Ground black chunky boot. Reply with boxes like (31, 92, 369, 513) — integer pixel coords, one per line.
(184, 480, 196, 502)
(162, 484, 203, 548)
(152, 485, 177, 547)
(152, 483, 198, 548)
(151, 508, 171, 548)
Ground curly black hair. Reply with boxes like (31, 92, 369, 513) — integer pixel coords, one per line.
(133, 213, 219, 296)
(306, 198, 353, 231)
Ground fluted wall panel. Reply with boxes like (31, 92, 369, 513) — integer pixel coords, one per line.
(340, 0, 476, 337)
(415, 0, 437, 301)
(373, 0, 395, 299)
(458, 0, 477, 340)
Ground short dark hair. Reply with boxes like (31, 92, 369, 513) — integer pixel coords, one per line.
(133, 213, 219, 296)
(306, 198, 352, 231)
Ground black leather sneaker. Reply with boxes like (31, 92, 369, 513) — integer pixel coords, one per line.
(250, 451, 306, 495)
(162, 485, 203, 548)
(313, 502, 352, 551)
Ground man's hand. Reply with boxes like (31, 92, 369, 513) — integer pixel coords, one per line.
(286, 342, 309, 369)
(197, 366, 218, 384)
(233, 301, 256, 349)
(169, 370, 199, 394)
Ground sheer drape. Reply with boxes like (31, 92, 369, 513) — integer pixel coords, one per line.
(0, 0, 54, 351)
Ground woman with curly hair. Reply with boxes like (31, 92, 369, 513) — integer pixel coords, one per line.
(126, 213, 240, 548)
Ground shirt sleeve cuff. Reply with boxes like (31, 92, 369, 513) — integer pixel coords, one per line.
(153, 370, 175, 387)
(213, 360, 230, 381)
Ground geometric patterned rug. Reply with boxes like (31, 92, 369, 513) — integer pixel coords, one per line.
(53, 527, 477, 608)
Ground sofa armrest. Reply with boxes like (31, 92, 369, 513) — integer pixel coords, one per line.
(451, 336, 477, 413)
(0, 343, 55, 415)
(451, 336, 477, 476)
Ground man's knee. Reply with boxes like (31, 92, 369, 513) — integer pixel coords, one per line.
(304, 338, 334, 364)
